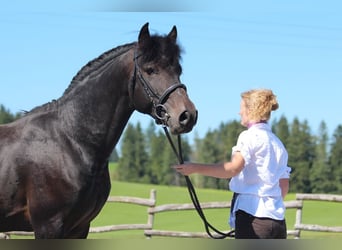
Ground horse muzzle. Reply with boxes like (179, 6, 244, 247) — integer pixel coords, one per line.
(157, 104, 197, 135)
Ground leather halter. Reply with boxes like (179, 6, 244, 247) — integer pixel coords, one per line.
(132, 49, 187, 124)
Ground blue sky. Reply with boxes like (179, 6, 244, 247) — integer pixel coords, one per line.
(1, 1, 342, 142)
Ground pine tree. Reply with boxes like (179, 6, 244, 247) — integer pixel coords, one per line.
(328, 125, 342, 193)
(272, 115, 290, 147)
(174, 134, 192, 186)
(218, 120, 244, 189)
(148, 128, 192, 186)
(310, 121, 335, 193)
(191, 121, 243, 189)
(113, 115, 342, 195)
(108, 148, 119, 162)
(195, 130, 220, 188)
(148, 130, 167, 184)
(117, 123, 148, 182)
(0, 105, 16, 124)
(286, 118, 315, 193)
(144, 121, 157, 155)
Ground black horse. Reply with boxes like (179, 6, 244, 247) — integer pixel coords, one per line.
(0, 23, 197, 238)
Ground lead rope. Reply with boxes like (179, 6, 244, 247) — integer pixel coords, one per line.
(162, 127, 235, 239)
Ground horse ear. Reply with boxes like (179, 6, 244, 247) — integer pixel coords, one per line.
(167, 25, 177, 43)
(138, 22, 150, 45)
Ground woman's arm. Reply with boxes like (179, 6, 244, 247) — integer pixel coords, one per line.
(279, 178, 289, 198)
(172, 152, 245, 179)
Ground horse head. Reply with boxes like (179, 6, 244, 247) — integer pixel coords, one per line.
(130, 23, 197, 134)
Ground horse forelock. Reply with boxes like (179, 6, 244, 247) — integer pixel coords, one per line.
(140, 34, 183, 74)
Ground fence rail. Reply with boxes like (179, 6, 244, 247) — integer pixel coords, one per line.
(1, 190, 342, 239)
(294, 193, 342, 235)
(145, 198, 303, 239)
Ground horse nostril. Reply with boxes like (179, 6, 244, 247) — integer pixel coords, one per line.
(179, 111, 190, 126)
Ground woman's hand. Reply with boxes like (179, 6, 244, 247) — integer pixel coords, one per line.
(172, 163, 195, 176)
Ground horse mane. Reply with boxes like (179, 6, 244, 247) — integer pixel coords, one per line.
(27, 43, 135, 115)
(26, 31, 183, 115)
(63, 42, 135, 95)
(63, 31, 183, 96)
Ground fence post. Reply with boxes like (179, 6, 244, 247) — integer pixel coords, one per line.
(146, 189, 156, 239)
(294, 200, 303, 239)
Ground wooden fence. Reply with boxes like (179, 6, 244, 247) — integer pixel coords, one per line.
(143, 190, 302, 239)
(294, 193, 342, 236)
(1, 190, 342, 239)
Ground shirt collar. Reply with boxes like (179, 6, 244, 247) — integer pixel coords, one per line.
(247, 120, 267, 129)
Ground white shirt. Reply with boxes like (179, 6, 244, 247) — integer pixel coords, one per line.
(228, 123, 291, 228)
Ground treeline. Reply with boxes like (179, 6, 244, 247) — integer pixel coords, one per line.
(115, 118, 342, 194)
(1, 104, 341, 194)
(0, 105, 22, 123)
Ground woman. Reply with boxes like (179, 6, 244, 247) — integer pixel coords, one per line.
(173, 89, 291, 239)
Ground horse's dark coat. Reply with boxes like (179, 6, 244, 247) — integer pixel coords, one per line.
(0, 23, 197, 238)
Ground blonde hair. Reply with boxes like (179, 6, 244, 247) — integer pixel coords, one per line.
(241, 89, 279, 121)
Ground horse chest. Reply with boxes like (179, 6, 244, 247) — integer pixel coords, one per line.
(72, 167, 111, 221)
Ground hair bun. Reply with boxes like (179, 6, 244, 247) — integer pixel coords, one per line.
(271, 103, 279, 111)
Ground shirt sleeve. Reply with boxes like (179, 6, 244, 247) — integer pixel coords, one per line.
(280, 165, 292, 179)
(232, 131, 251, 166)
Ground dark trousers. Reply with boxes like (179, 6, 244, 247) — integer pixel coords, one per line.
(235, 210, 287, 239)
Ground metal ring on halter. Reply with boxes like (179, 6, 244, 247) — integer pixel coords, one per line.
(155, 104, 170, 121)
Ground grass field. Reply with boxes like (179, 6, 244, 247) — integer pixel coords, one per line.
(88, 180, 342, 239)
(8, 162, 342, 239)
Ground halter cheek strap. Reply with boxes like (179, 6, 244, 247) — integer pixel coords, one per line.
(132, 48, 187, 124)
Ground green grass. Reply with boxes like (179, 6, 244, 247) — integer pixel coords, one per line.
(88, 180, 342, 239)
(8, 164, 342, 239)
(89, 180, 233, 239)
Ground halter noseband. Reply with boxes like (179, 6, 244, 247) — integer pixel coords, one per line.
(132, 49, 187, 124)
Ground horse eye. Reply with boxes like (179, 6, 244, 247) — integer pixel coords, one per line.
(145, 67, 155, 75)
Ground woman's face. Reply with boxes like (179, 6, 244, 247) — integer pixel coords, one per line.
(239, 99, 249, 127)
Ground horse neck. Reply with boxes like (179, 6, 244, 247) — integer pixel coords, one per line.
(58, 47, 135, 159)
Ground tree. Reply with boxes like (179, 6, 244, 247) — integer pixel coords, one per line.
(309, 121, 335, 193)
(173, 134, 192, 186)
(148, 129, 168, 184)
(113, 113, 342, 194)
(328, 125, 342, 193)
(272, 115, 290, 147)
(220, 120, 244, 160)
(117, 123, 149, 183)
(194, 130, 223, 189)
(148, 127, 192, 186)
(286, 118, 315, 193)
(108, 148, 119, 162)
(144, 121, 158, 155)
(193, 121, 243, 190)
(0, 104, 21, 124)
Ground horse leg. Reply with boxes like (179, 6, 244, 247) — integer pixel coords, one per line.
(33, 212, 91, 239)
(64, 223, 90, 239)
(72, 224, 90, 239)
(32, 213, 65, 239)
